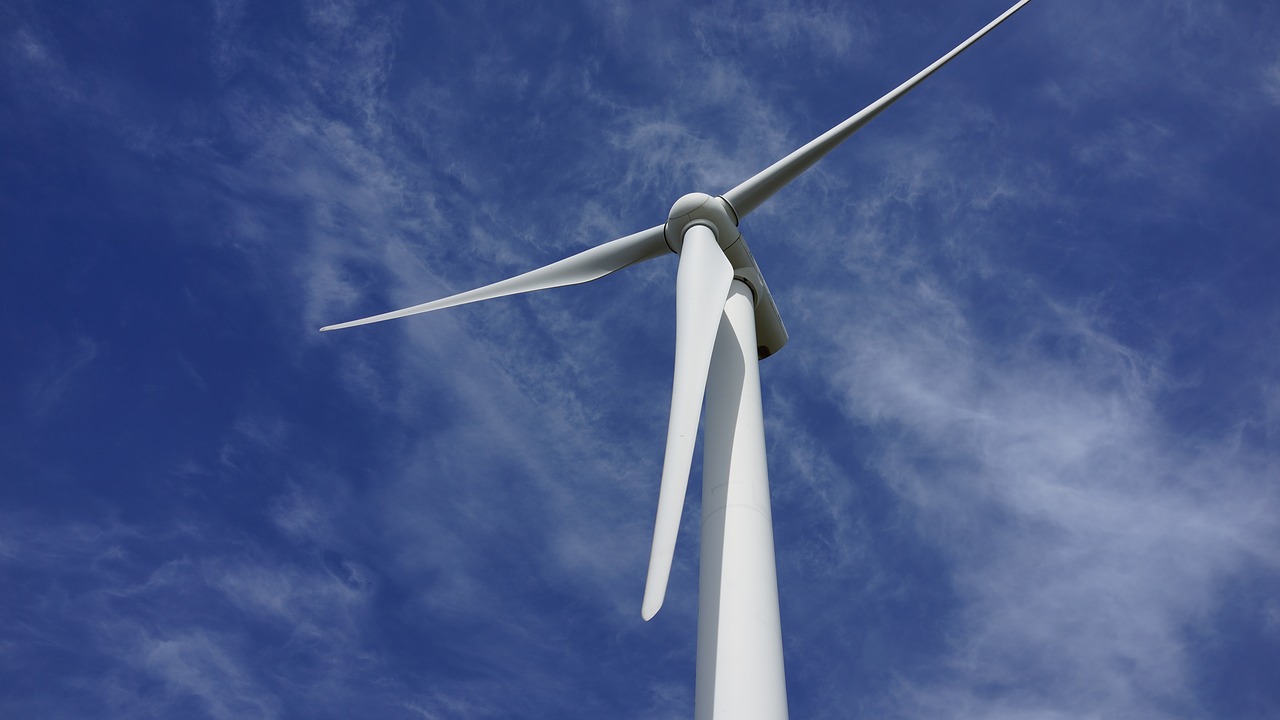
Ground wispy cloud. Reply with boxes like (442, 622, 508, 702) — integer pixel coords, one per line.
(0, 509, 393, 718)
(134, 630, 279, 720)
(692, 0, 872, 61)
(779, 232, 1280, 717)
(23, 333, 98, 420)
(1265, 59, 1280, 106)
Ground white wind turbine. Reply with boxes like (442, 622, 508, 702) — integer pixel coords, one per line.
(322, 2, 1034, 717)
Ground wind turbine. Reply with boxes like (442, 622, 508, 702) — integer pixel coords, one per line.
(321, 1, 1034, 717)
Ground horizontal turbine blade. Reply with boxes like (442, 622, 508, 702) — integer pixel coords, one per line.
(721, 0, 1034, 219)
(642, 225, 733, 621)
(320, 225, 669, 331)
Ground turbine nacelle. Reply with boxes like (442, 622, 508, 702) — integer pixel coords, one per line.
(723, 239, 788, 360)
(664, 192, 788, 360)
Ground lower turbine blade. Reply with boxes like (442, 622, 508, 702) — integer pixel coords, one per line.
(320, 224, 669, 332)
(641, 225, 733, 621)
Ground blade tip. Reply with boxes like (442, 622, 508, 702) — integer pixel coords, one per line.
(641, 594, 663, 621)
(319, 321, 356, 332)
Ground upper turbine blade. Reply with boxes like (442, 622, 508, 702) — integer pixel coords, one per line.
(721, 0, 1034, 220)
(319, 224, 669, 332)
(641, 225, 734, 621)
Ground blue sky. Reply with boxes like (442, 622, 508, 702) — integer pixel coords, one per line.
(3, 0, 1279, 718)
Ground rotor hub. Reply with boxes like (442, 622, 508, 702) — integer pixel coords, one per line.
(664, 193, 741, 254)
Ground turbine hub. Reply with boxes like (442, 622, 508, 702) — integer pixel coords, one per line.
(664, 193, 741, 254)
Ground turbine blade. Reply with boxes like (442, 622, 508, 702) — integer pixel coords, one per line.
(319, 224, 670, 332)
(721, 0, 1034, 219)
(641, 225, 733, 621)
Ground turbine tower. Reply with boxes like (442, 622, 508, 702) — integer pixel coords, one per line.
(322, 2, 1034, 717)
